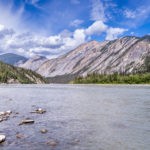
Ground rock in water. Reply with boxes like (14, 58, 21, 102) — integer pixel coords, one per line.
(46, 139, 58, 147)
(16, 133, 24, 139)
(40, 129, 48, 134)
(31, 108, 46, 114)
(0, 110, 12, 123)
(19, 119, 34, 125)
(5, 110, 12, 115)
(0, 135, 6, 143)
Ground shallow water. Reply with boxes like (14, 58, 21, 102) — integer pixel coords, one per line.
(0, 84, 150, 150)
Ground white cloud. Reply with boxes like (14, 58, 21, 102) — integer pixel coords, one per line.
(0, 2, 24, 32)
(0, 21, 127, 58)
(70, 19, 84, 27)
(25, 0, 43, 10)
(90, 0, 106, 21)
(123, 6, 150, 27)
(124, 9, 136, 19)
(106, 27, 127, 40)
(60, 30, 73, 38)
(85, 21, 107, 35)
(0, 24, 14, 39)
(0, 24, 4, 31)
(0, 24, 86, 58)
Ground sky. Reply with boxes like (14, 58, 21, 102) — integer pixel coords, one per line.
(0, 0, 149, 58)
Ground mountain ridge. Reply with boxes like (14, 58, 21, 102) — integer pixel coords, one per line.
(36, 35, 150, 81)
(0, 53, 28, 65)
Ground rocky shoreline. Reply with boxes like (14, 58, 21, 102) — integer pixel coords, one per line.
(0, 108, 61, 147)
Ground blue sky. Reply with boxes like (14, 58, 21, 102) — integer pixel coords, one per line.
(0, 0, 149, 58)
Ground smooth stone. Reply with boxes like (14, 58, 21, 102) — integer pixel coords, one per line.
(0, 135, 6, 143)
(40, 129, 48, 134)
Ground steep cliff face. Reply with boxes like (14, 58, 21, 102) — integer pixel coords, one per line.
(36, 36, 150, 78)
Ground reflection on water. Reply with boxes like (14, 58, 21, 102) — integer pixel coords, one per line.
(0, 84, 150, 150)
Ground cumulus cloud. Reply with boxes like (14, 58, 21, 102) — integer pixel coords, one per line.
(0, 24, 86, 58)
(106, 27, 127, 40)
(70, 19, 84, 27)
(85, 21, 107, 35)
(0, 19, 127, 58)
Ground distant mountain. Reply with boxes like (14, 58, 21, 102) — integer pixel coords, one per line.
(0, 53, 28, 65)
(18, 55, 48, 71)
(35, 35, 150, 82)
(0, 61, 46, 84)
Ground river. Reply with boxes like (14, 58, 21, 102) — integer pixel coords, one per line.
(0, 84, 150, 150)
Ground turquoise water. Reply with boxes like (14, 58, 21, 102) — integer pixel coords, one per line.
(0, 84, 150, 150)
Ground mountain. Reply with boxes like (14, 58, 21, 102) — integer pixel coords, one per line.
(0, 53, 28, 65)
(35, 35, 150, 83)
(0, 61, 46, 84)
(18, 55, 48, 71)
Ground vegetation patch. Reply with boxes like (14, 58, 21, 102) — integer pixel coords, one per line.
(73, 73, 150, 84)
(0, 61, 47, 84)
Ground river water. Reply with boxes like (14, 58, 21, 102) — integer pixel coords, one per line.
(0, 84, 150, 150)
